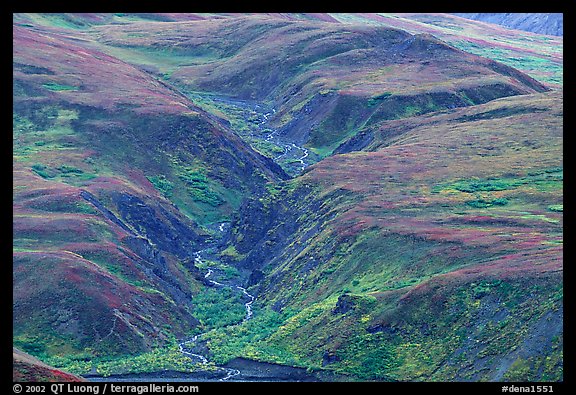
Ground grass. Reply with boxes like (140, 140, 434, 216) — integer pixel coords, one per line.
(42, 82, 78, 91)
(330, 13, 563, 87)
(453, 40, 563, 86)
(218, 245, 245, 262)
(13, 13, 563, 382)
(465, 197, 508, 208)
(44, 342, 209, 377)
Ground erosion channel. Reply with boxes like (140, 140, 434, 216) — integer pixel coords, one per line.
(188, 93, 314, 176)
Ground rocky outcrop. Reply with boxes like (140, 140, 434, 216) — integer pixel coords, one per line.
(114, 192, 206, 259)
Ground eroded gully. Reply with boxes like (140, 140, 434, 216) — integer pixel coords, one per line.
(207, 95, 311, 175)
(91, 97, 310, 381)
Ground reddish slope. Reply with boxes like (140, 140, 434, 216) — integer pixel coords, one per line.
(225, 90, 562, 381)
(13, 348, 86, 382)
(13, 26, 192, 114)
(90, 15, 548, 156)
(13, 18, 286, 363)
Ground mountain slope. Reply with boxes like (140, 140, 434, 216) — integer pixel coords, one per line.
(322, 13, 562, 87)
(13, 13, 562, 382)
(217, 90, 563, 381)
(13, 20, 286, 366)
(452, 13, 563, 36)
(88, 15, 548, 160)
(13, 348, 86, 382)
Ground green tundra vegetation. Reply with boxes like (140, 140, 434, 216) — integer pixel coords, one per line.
(13, 13, 562, 382)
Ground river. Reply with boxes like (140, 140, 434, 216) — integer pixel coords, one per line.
(87, 95, 315, 380)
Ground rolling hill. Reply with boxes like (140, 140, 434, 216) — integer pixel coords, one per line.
(13, 13, 562, 382)
(452, 13, 563, 37)
(13, 18, 286, 371)
(222, 91, 562, 380)
(13, 348, 86, 382)
(87, 15, 548, 159)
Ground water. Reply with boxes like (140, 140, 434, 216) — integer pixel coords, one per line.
(188, 93, 311, 175)
(177, 244, 256, 381)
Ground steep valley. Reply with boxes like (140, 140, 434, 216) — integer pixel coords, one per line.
(13, 13, 562, 382)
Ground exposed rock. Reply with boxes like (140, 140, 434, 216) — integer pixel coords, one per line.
(248, 269, 265, 286)
(123, 235, 166, 269)
(332, 293, 357, 315)
(322, 350, 341, 366)
(114, 192, 205, 259)
(223, 357, 320, 381)
(333, 129, 374, 154)
(80, 190, 135, 235)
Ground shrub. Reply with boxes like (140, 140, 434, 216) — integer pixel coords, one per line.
(31, 164, 55, 179)
(548, 204, 563, 212)
(453, 179, 515, 193)
(177, 168, 223, 206)
(42, 82, 78, 92)
(466, 197, 508, 208)
(367, 92, 392, 107)
(146, 175, 174, 197)
(188, 187, 223, 206)
(57, 165, 83, 174)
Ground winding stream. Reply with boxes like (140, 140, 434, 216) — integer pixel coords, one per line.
(196, 94, 311, 175)
(177, 248, 255, 381)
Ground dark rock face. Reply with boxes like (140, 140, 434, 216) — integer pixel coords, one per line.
(122, 236, 166, 269)
(248, 269, 265, 286)
(81, 189, 206, 259)
(322, 350, 341, 366)
(332, 294, 357, 315)
(223, 358, 321, 381)
(229, 187, 313, 271)
(334, 129, 374, 154)
(80, 190, 135, 235)
(366, 324, 398, 335)
(114, 192, 205, 259)
(452, 13, 563, 36)
(80, 188, 207, 319)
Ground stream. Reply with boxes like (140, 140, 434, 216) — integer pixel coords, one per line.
(88, 95, 315, 381)
(200, 94, 312, 175)
(176, 248, 255, 381)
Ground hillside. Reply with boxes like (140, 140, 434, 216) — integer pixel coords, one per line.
(220, 91, 562, 381)
(87, 15, 548, 161)
(13, 13, 562, 382)
(13, 348, 85, 382)
(453, 13, 563, 37)
(13, 18, 286, 371)
(319, 13, 562, 87)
